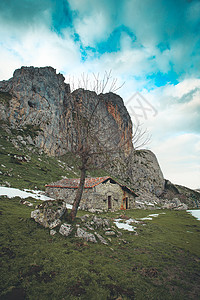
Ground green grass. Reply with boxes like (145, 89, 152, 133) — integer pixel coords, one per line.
(0, 197, 199, 300)
(0, 127, 107, 190)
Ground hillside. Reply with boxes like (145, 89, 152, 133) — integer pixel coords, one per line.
(0, 196, 200, 300)
(0, 125, 107, 190)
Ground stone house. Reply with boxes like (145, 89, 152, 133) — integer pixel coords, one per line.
(45, 176, 138, 211)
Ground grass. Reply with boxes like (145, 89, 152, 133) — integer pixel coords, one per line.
(0, 126, 107, 191)
(0, 119, 200, 299)
(0, 197, 199, 300)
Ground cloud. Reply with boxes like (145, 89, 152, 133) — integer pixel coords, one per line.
(0, 0, 200, 188)
(152, 133, 200, 189)
(0, 0, 52, 28)
(126, 79, 200, 189)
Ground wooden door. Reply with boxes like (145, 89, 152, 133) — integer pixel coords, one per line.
(125, 197, 128, 209)
(108, 196, 112, 209)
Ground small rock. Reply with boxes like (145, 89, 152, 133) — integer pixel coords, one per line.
(76, 227, 97, 243)
(19, 199, 33, 207)
(49, 219, 61, 229)
(105, 231, 116, 236)
(50, 230, 56, 236)
(59, 223, 73, 237)
(116, 231, 123, 237)
(80, 214, 90, 222)
(175, 203, 188, 210)
(31, 209, 40, 219)
(85, 224, 94, 231)
(94, 232, 108, 245)
(88, 208, 96, 213)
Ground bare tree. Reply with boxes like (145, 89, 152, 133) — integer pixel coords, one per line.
(67, 73, 151, 221)
(67, 70, 125, 94)
(68, 90, 129, 221)
(132, 123, 151, 150)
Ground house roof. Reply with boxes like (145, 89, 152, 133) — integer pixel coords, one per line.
(45, 176, 138, 196)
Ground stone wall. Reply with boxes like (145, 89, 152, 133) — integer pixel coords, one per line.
(46, 179, 135, 211)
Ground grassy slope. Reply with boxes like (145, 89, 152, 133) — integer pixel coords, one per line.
(0, 126, 107, 190)
(0, 197, 200, 300)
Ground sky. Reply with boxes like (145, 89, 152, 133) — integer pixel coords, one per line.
(0, 0, 199, 189)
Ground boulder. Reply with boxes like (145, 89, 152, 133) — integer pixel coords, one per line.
(31, 200, 66, 228)
(94, 232, 108, 245)
(76, 227, 97, 243)
(59, 224, 73, 237)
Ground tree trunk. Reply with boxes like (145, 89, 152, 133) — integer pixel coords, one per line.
(69, 164, 86, 221)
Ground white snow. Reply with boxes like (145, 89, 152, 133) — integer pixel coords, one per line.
(66, 203, 73, 209)
(139, 217, 153, 221)
(138, 212, 166, 221)
(114, 218, 136, 232)
(148, 214, 159, 217)
(0, 186, 74, 209)
(0, 186, 53, 201)
(187, 210, 200, 221)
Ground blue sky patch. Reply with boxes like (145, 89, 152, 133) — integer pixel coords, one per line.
(52, 0, 73, 34)
(147, 70, 179, 87)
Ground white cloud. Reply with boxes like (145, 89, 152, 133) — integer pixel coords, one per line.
(151, 133, 200, 189)
(73, 12, 109, 46)
(126, 79, 200, 189)
(0, 22, 82, 81)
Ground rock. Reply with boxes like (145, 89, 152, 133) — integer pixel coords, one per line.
(49, 219, 61, 229)
(19, 199, 33, 207)
(80, 214, 90, 222)
(59, 223, 73, 236)
(85, 224, 94, 231)
(0, 66, 166, 199)
(116, 231, 123, 237)
(31, 209, 40, 219)
(31, 200, 66, 228)
(26, 135, 35, 145)
(175, 203, 188, 210)
(92, 216, 110, 229)
(94, 232, 108, 245)
(88, 208, 96, 213)
(76, 227, 97, 243)
(50, 230, 57, 236)
(105, 231, 116, 236)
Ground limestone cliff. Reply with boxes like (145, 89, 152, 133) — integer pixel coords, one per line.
(0, 66, 165, 198)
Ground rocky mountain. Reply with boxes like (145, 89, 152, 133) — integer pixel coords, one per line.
(0, 66, 198, 207)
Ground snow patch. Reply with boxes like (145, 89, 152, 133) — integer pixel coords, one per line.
(187, 210, 200, 221)
(148, 214, 159, 217)
(0, 187, 53, 201)
(66, 203, 73, 209)
(139, 217, 153, 221)
(114, 218, 136, 232)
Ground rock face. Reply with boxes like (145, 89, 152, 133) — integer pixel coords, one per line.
(127, 150, 165, 197)
(0, 66, 165, 197)
(0, 66, 132, 157)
